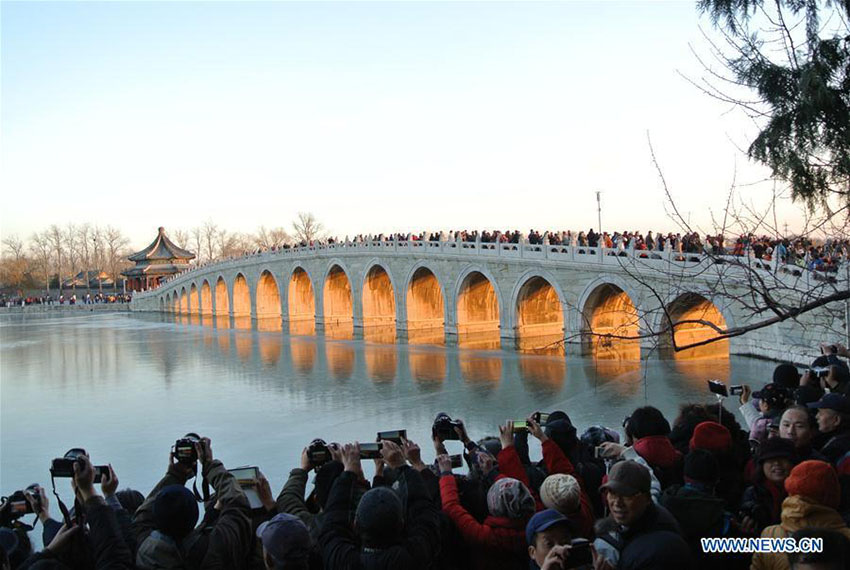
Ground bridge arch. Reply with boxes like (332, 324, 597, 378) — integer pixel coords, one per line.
(658, 292, 731, 358)
(362, 262, 396, 328)
(255, 269, 282, 319)
(453, 266, 502, 338)
(189, 283, 198, 315)
(164, 293, 171, 312)
(405, 263, 446, 335)
(288, 266, 316, 334)
(578, 278, 641, 359)
(200, 280, 213, 315)
(179, 287, 188, 314)
(215, 276, 229, 316)
(511, 270, 567, 347)
(232, 273, 251, 317)
(323, 263, 354, 326)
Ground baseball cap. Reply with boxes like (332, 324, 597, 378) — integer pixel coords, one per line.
(525, 509, 572, 545)
(256, 513, 311, 564)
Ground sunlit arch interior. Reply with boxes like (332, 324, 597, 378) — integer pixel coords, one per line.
(288, 268, 315, 335)
(516, 276, 564, 350)
(189, 283, 198, 315)
(457, 271, 500, 348)
(582, 283, 641, 361)
(232, 274, 251, 317)
(406, 267, 444, 344)
(215, 277, 229, 316)
(323, 265, 353, 327)
(256, 271, 281, 319)
(663, 293, 730, 359)
(200, 281, 212, 315)
(362, 265, 396, 330)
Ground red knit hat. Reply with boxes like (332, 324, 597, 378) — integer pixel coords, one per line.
(785, 460, 840, 509)
(689, 421, 732, 453)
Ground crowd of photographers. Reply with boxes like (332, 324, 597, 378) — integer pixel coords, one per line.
(6, 347, 850, 569)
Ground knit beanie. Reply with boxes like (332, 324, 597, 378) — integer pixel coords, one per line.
(486, 477, 536, 520)
(539, 474, 581, 513)
(689, 421, 732, 453)
(784, 460, 841, 509)
(153, 485, 199, 540)
(354, 487, 403, 546)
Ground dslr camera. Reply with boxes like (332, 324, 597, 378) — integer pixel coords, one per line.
(173, 432, 201, 465)
(50, 448, 109, 483)
(0, 484, 40, 525)
(432, 413, 463, 441)
(307, 438, 332, 468)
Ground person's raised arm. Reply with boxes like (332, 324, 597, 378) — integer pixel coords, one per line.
(75, 456, 133, 569)
(132, 444, 195, 545)
(318, 443, 362, 570)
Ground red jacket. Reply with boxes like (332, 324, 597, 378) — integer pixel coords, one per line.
(495, 441, 594, 538)
(633, 435, 681, 469)
(439, 474, 529, 570)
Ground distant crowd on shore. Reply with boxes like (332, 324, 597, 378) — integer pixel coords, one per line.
(0, 292, 132, 308)
(4, 341, 850, 569)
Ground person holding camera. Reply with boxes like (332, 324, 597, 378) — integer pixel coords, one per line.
(19, 455, 133, 569)
(318, 440, 441, 570)
(274, 441, 348, 543)
(133, 435, 253, 570)
(494, 416, 595, 539)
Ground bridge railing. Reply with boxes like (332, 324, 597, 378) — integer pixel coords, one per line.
(134, 238, 836, 299)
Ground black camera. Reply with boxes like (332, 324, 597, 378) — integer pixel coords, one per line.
(173, 433, 201, 464)
(565, 538, 592, 568)
(359, 442, 383, 459)
(50, 448, 109, 483)
(708, 380, 729, 397)
(449, 454, 463, 468)
(433, 413, 462, 441)
(0, 488, 35, 524)
(307, 439, 331, 468)
(376, 430, 407, 445)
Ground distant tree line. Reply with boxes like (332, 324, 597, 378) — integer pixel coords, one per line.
(0, 213, 325, 294)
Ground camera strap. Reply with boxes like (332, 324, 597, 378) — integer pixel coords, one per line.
(50, 475, 72, 527)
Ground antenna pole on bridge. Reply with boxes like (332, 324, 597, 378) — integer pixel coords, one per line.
(596, 190, 602, 236)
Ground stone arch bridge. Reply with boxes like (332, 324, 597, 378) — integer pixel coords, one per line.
(130, 240, 834, 362)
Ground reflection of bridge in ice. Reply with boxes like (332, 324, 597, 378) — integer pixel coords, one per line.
(131, 239, 832, 362)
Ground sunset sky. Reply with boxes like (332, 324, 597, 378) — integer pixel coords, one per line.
(1, 1, 805, 250)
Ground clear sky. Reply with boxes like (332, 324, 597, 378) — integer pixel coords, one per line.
(0, 0, 805, 250)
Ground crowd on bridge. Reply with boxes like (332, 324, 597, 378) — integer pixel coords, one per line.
(152, 228, 850, 292)
(5, 343, 850, 569)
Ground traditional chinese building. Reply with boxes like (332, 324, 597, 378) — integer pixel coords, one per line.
(122, 227, 195, 291)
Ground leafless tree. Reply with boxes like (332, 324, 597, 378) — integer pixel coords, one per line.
(254, 225, 291, 249)
(103, 225, 130, 292)
(29, 231, 52, 293)
(292, 212, 324, 243)
(2, 235, 25, 261)
(172, 229, 190, 251)
(77, 223, 92, 293)
(201, 220, 219, 262)
(64, 223, 80, 293)
(91, 225, 105, 293)
(45, 224, 65, 296)
(190, 226, 204, 263)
